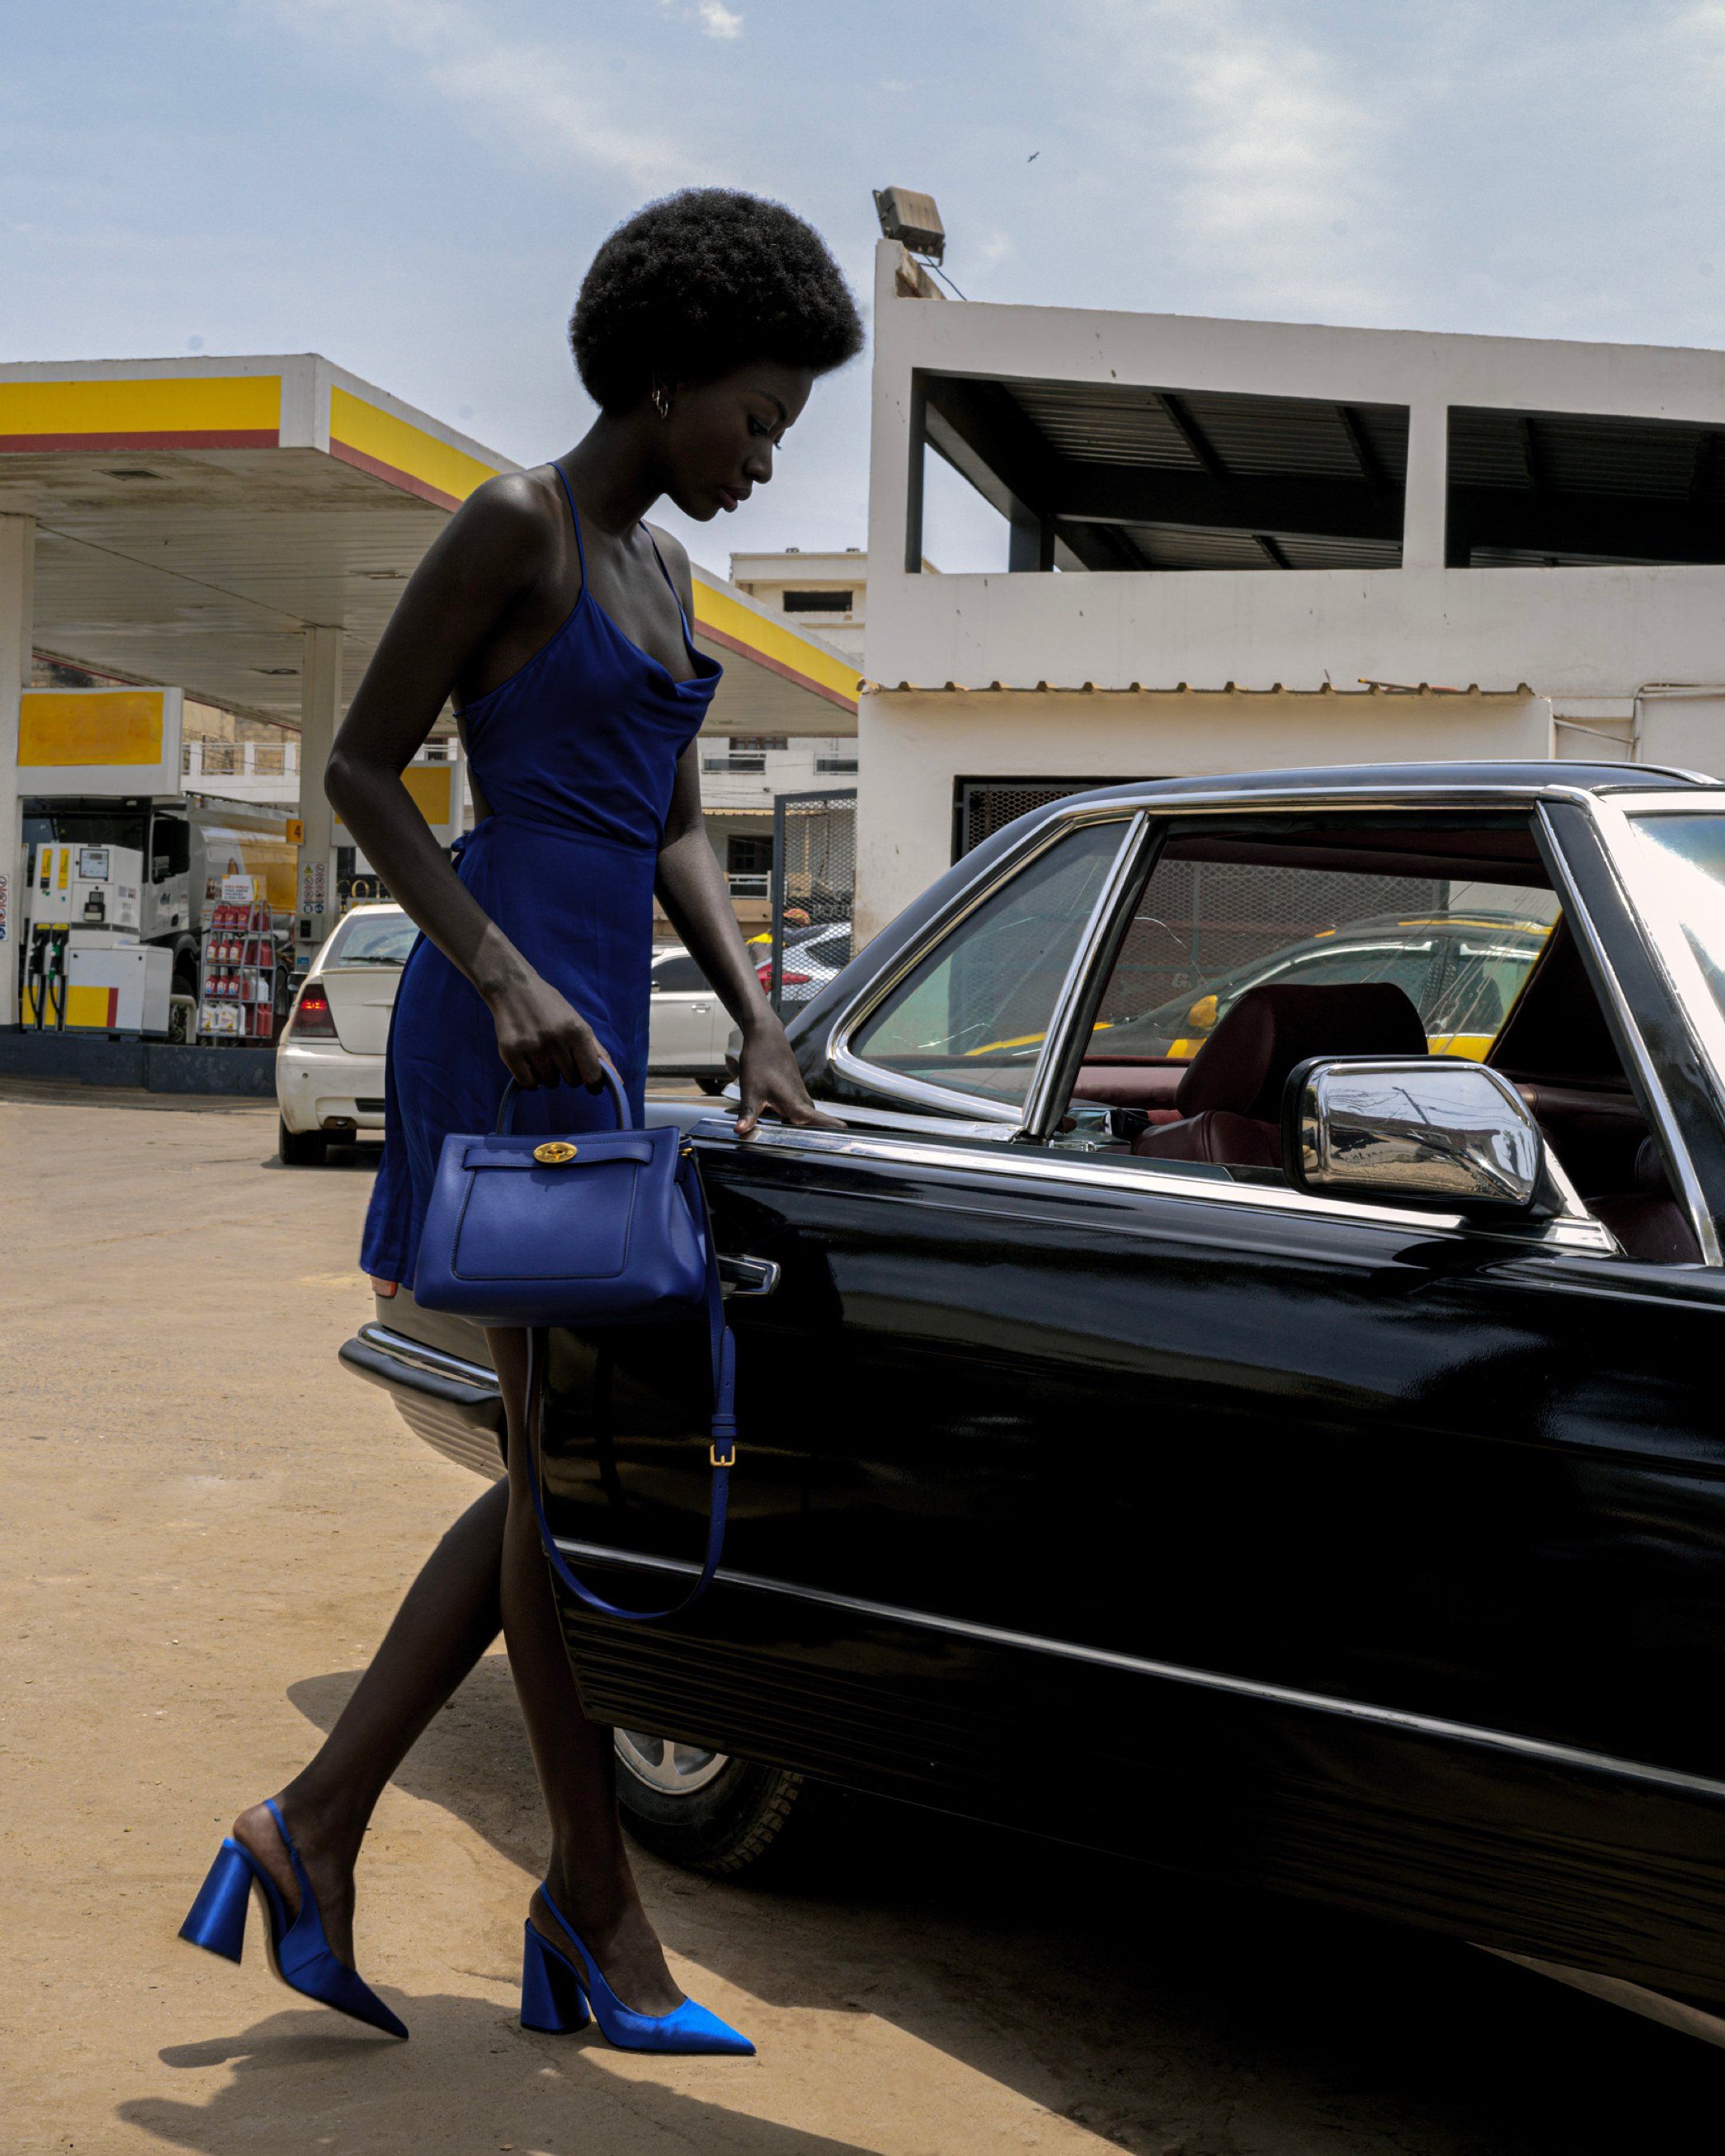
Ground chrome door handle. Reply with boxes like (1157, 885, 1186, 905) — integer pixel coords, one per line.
(718, 1253, 779, 1297)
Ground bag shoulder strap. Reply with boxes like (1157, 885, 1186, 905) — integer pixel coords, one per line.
(519, 1142, 734, 1623)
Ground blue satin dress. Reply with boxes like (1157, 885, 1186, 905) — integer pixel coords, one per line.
(359, 465, 723, 1288)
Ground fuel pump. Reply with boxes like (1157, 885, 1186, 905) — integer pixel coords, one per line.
(23, 842, 170, 1032)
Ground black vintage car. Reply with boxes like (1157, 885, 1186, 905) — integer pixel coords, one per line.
(343, 761, 1725, 2039)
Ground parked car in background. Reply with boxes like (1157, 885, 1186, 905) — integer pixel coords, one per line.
(280, 910, 740, 1163)
(763, 920, 854, 1008)
(647, 943, 733, 1092)
(343, 761, 1725, 2043)
(276, 903, 414, 1164)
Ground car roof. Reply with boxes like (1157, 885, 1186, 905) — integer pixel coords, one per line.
(1067, 759, 1708, 812)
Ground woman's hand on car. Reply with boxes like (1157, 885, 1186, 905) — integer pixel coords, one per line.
(734, 1021, 844, 1139)
(485, 968, 613, 1089)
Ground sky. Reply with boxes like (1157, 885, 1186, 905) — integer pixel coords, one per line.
(8, 0, 1725, 575)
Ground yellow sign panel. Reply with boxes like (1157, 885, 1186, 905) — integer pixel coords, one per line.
(286, 816, 305, 844)
(402, 763, 453, 827)
(328, 386, 500, 511)
(20, 689, 165, 767)
(692, 577, 859, 713)
(0, 374, 280, 447)
(200, 824, 298, 914)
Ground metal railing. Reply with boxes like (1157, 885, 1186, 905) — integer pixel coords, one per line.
(184, 739, 300, 779)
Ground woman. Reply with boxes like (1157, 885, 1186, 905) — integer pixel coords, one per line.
(180, 188, 862, 2056)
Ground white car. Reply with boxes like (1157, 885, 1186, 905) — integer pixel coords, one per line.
(647, 942, 732, 1091)
(276, 903, 415, 1164)
(279, 907, 733, 1163)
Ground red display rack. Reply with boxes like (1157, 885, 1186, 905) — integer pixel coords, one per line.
(196, 900, 280, 1042)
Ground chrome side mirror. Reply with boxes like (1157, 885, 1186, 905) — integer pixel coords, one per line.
(1283, 1056, 1559, 1219)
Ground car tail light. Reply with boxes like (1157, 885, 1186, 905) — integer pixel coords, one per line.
(755, 964, 811, 988)
(369, 1276, 399, 1298)
(754, 961, 772, 985)
(288, 984, 337, 1039)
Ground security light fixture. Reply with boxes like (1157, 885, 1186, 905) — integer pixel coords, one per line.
(873, 187, 945, 263)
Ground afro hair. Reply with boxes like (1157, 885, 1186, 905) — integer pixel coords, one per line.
(569, 188, 863, 414)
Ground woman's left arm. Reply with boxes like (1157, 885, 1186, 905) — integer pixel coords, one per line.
(656, 743, 842, 1136)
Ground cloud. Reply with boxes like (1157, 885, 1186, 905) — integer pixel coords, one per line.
(1081, 0, 1398, 322)
(268, 0, 696, 188)
(696, 1, 744, 38)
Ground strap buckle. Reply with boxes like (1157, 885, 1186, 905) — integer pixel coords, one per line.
(709, 1437, 736, 1468)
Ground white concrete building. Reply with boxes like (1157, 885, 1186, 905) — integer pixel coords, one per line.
(697, 549, 866, 921)
(858, 239, 1725, 940)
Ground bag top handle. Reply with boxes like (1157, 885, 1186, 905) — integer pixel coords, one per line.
(495, 1064, 630, 1135)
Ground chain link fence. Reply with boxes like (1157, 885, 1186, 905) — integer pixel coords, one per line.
(767, 787, 856, 1014)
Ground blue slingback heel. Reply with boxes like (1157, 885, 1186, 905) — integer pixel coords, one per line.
(519, 1885, 754, 2056)
(178, 1797, 407, 2039)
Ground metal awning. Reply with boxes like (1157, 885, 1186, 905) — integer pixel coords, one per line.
(0, 355, 858, 735)
(920, 370, 1725, 573)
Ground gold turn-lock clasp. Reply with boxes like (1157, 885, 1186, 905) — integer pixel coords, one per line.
(533, 1140, 579, 1165)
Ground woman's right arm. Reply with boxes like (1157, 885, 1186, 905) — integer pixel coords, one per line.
(323, 475, 609, 1090)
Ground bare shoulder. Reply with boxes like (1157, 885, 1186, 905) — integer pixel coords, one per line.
(644, 521, 696, 610)
(451, 468, 565, 551)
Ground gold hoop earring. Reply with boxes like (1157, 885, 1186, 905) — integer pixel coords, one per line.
(651, 385, 672, 420)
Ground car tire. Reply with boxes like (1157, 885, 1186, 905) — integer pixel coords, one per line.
(612, 1730, 828, 1876)
(278, 1117, 329, 1167)
(696, 1074, 728, 1095)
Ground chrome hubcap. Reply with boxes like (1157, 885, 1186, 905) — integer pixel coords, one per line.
(614, 1727, 728, 1795)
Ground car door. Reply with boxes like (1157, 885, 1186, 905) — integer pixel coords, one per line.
(647, 949, 723, 1068)
(567, 793, 1725, 2011)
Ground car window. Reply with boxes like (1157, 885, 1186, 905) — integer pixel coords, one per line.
(324, 911, 417, 967)
(849, 818, 1131, 1107)
(1094, 855, 1556, 1061)
(1424, 941, 1541, 1050)
(1273, 943, 1438, 999)
(652, 953, 709, 993)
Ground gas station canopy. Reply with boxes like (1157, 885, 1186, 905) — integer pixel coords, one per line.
(0, 354, 859, 735)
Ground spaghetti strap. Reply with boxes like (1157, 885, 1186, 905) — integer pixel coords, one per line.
(644, 526, 692, 629)
(552, 462, 587, 581)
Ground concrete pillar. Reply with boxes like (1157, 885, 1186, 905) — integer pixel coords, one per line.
(0, 514, 36, 1027)
(295, 622, 343, 962)
(1402, 401, 1449, 571)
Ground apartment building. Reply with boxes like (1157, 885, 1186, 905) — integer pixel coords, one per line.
(859, 238, 1725, 939)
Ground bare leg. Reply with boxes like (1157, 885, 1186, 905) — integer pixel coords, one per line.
(233, 1476, 508, 1967)
(489, 1326, 684, 2015)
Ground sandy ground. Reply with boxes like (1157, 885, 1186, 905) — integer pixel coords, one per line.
(5, 1076, 1725, 2156)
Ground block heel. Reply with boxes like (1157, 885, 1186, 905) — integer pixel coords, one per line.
(520, 1921, 592, 2033)
(179, 1839, 256, 1964)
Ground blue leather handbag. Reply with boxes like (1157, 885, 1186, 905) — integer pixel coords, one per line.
(412, 1066, 736, 1621)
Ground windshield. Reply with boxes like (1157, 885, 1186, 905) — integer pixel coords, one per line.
(323, 910, 418, 968)
(1628, 813, 1725, 1020)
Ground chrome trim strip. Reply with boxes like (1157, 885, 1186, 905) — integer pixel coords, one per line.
(357, 1323, 500, 1393)
(1537, 801, 1722, 1266)
(1590, 788, 1725, 1120)
(1020, 810, 1152, 1139)
(550, 1536, 1725, 1805)
(692, 1114, 1617, 1253)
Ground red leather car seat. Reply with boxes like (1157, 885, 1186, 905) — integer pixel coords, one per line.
(1132, 982, 1429, 1169)
(1590, 1138, 1702, 1264)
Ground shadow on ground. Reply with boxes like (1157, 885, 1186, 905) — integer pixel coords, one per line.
(116, 1655, 1703, 2155)
(124, 1994, 874, 2156)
